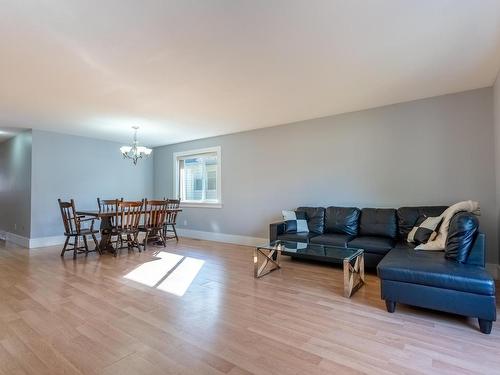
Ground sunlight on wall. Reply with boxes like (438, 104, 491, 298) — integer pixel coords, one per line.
(123, 251, 204, 296)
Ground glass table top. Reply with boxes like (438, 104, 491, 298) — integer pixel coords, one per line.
(257, 240, 363, 262)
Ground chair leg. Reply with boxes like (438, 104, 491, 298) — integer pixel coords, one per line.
(143, 231, 149, 251)
(385, 300, 396, 313)
(134, 233, 141, 252)
(73, 236, 79, 259)
(478, 319, 493, 334)
(91, 233, 101, 255)
(172, 225, 178, 242)
(83, 235, 89, 256)
(61, 236, 70, 257)
(114, 235, 121, 257)
(160, 231, 167, 248)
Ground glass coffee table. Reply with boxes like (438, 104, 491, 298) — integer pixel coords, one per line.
(254, 240, 365, 298)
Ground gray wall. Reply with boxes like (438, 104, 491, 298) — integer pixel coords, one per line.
(0, 131, 32, 237)
(30, 130, 154, 239)
(154, 88, 498, 264)
(494, 74, 500, 263)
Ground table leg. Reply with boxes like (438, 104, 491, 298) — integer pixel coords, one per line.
(254, 247, 280, 278)
(343, 253, 365, 298)
(99, 217, 115, 253)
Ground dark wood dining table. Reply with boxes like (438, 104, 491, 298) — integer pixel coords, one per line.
(76, 208, 182, 253)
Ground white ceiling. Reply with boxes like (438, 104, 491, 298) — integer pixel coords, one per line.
(1, 0, 499, 147)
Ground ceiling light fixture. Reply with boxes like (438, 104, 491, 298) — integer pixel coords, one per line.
(120, 126, 152, 165)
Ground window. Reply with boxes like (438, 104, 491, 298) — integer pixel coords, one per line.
(174, 147, 221, 207)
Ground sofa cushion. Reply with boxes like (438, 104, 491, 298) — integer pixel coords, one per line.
(282, 210, 309, 233)
(277, 232, 318, 243)
(407, 215, 442, 244)
(347, 236, 395, 255)
(397, 206, 448, 240)
(324, 207, 360, 236)
(297, 207, 325, 234)
(445, 212, 479, 263)
(310, 233, 352, 247)
(377, 248, 495, 296)
(359, 208, 397, 239)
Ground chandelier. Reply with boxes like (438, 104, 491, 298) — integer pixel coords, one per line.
(120, 126, 152, 165)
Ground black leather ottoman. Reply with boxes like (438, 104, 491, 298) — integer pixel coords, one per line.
(377, 243, 496, 334)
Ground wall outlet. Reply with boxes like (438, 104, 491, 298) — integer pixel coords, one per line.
(183, 220, 187, 226)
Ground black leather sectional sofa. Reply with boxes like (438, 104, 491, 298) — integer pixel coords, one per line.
(270, 205, 497, 333)
(271, 206, 444, 268)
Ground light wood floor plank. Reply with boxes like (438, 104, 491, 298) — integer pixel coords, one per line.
(0, 238, 498, 375)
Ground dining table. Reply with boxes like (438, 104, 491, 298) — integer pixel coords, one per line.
(76, 208, 182, 253)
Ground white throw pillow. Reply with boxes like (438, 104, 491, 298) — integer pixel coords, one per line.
(282, 210, 309, 233)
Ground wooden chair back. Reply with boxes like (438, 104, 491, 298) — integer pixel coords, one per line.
(166, 198, 180, 210)
(165, 199, 180, 225)
(58, 199, 79, 235)
(97, 197, 123, 212)
(118, 200, 144, 231)
(144, 199, 168, 230)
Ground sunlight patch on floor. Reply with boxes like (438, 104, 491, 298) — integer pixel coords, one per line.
(157, 257, 205, 296)
(123, 251, 204, 296)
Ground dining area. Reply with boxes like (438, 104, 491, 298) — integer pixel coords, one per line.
(57, 198, 182, 259)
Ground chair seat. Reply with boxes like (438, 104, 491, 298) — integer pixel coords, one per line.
(65, 229, 99, 236)
(139, 225, 163, 231)
(118, 228, 139, 235)
(310, 233, 352, 247)
(348, 236, 395, 255)
(377, 248, 495, 296)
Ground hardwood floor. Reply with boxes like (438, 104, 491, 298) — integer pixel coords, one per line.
(0, 238, 498, 375)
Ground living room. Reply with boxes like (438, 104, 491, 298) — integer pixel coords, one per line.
(0, 1, 499, 374)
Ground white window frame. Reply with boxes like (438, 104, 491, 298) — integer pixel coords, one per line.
(173, 146, 222, 208)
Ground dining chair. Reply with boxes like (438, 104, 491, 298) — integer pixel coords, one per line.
(115, 200, 144, 257)
(164, 198, 180, 242)
(97, 198, 123, 251)
(140, 199, 168, 250)
(97, 197, 123, 216)
(58, 199, 101, 258)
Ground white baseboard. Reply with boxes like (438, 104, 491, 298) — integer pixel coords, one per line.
(1, 232, 96, 249)
(29, 235, 67, 249)
(176, 228, 266, 247)
(4, 232, 30, 248)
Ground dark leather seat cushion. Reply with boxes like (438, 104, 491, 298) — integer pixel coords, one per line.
(277, 232, 319, 243)
(347, 236, 395, 255)
(297, 207, 325, 234)
(392, 241, 417, 250)
(445, 212, 479, 263)
(324, 206, 360, 236)
(397, 206, 447, 240)
(359, 208, 397, 239)
(310, 234, 353, 247)
(377, 248, 495, 296)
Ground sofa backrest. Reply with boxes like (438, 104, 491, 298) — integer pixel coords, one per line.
(359, 208, 397, 239)
(445, 212, 479, 263)
(297, 207, 325, 234)
(397, 206, 448, 240)
(324, 206, 360, 236)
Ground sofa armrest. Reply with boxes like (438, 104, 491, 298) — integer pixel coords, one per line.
(270, 222, 286, 241)
(466, 232, 485, 267)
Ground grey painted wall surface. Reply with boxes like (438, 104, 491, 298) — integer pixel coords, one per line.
(30, 130, 154, 238)
(154, 88, 498, 264)
(494, 74, 500, 262)
(0, 131, 32, 237)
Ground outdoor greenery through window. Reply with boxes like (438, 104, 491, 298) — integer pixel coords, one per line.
(174, 147, 221, 207)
